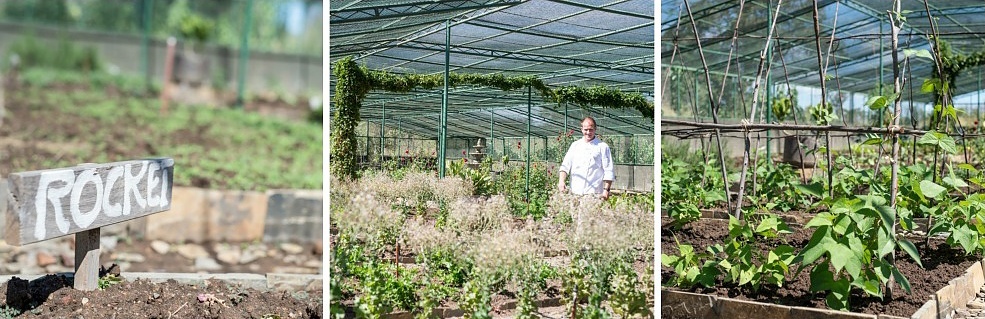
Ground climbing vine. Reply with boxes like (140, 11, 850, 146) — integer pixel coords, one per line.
(331, 56, 654, 180)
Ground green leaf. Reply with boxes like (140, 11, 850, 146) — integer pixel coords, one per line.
(877, 227, 896, 258)
(862, 137, 884, 145)
(795, 182, 825, 198)
(921, 78, 939, 94)
(919, 180, 947, 199)
(795, 226, 831, 267)
(859, 279, 883, 299)
(875, 205, 896, 233)
(959, 163, 978, 174)
(892, 266, 912, 293)
(903, 48, 933, 60)
(952, 223, 977, 254)
(918, 131, 957, 154)
(809, 263, 835, 292)
(867, 96, 889, 110)
(898, 238, 923, 268)
(825, 278, 851, 311)
(826, 242, 855, 273)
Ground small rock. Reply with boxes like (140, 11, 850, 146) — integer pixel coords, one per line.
(150, 241, 170, 255)
(239, 250, 261, 264)
(60, 253, 75, 267)
(280, 243, 304, 255)
(100, 237, 119, 251)
(194, 256, 222, 271)
(284, 255, 301, 265)
(303, 260, 322, 269)
(36, 252, 57, 267)
(177, 244, 209, 260)
(45, 264, 67, 273)
(312, 242, 323, 255)
(82, 297, 89, 306)
(248, 264, 261, 272)
(112, 252, 146, 263)
(152, 293, 160, 299)
(969, 300, 985, 309)
(216, 248, 241, 265)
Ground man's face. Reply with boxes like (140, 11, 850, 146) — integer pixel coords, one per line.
(581, 121, 596, 141)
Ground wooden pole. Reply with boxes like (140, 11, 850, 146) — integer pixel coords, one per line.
(74, 162, 100, 291)
(74, 228, 100, 291)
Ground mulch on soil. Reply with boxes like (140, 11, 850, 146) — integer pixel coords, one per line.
(661, 217, 982, 317)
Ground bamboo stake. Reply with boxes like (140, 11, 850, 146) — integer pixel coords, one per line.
(811, 0, 833, 198)
(886, 2, 904, 299)
(683, 0, 733, 213)
(732, 0, 783, 219)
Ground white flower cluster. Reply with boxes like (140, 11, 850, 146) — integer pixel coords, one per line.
(446, 195, 511, 235)
(334, 190, 404, 245)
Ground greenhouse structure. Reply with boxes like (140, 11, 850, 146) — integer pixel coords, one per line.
(330, 0, 655, 191)
(330, 1, 655, 318)
(661, 0, 985, 318)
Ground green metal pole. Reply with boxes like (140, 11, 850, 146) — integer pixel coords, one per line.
(381, 102, 386, 167)
(438, 19, 450, 177)
(526, 85, 532, 214)
(141, 0, 152, 93)
(564, 103, 568, 134)
(490, 110, 495, 158)
(978, 68, 981, 123)
(235, 0, 254, 108)
(366, 122, 371, 166)
(879, 23, 884, 125)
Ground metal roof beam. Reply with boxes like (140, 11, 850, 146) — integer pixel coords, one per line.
(330, 0, 523, 24)
(545, 0, 652, 20)
(396, 41, 653, 74)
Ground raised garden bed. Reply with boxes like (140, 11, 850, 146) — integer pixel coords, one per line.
(661, 217, 982, 318)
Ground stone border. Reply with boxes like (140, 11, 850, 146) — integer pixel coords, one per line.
(661, 290, 906, 319)
(911, 261, 985, 319)
(0, 272, 322, 292)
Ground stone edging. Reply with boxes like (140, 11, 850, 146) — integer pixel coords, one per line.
(661, 289, 906, 319)
(911, 261, 985, 319)
(0, 272, 322, 292)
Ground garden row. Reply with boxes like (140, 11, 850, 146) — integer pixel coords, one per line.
(661, 131, 985, 316)
(330, 160, 654, 318)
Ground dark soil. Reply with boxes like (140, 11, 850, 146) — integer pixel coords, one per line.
(0, 272, 321, 318)
(661, 217, 981, 317)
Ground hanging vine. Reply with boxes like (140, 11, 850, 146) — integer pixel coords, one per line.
(331, 56, 654, 180)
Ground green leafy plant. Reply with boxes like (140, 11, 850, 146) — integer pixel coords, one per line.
(794, 196, 922, 311)
(708, 215, 795, 291)
(808, 102, 838, 126)
(660, 240, 718, 289)
(98, 273, 123, 290)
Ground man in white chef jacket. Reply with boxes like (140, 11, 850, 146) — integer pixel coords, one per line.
(557, 117, 615, 199)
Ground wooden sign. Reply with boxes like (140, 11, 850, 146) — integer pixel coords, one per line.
(5, 158, 174, 246)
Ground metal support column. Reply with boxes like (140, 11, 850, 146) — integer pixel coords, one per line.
(490, 110, 495, 158)
(381, 102, 386, 167)
(526, 85, 532, 214)
(879, 23, 884, 125)
(438, 19, 451, 177)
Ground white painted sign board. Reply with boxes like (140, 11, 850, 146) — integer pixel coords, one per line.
(5, 158, 174, 246)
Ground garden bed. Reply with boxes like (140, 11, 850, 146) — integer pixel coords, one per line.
(661, 217, 982, 317)
(0, 270, 322, 318)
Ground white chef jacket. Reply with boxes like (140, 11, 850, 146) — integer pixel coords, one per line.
(559, 137, 615, 195)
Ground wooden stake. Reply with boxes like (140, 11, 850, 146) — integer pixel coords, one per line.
(74, 228, 100, 291)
